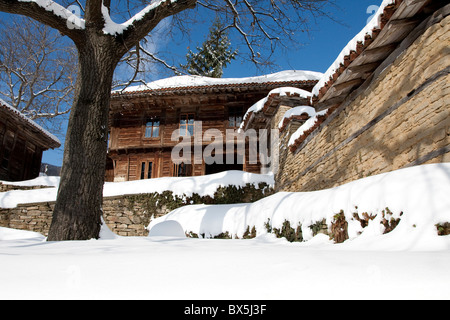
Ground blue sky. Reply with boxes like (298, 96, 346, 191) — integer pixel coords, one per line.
(1, 0, 384, 167)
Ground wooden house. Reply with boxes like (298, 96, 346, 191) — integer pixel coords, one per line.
(0, 99, 61, 181)
(107, 71, 321, 182)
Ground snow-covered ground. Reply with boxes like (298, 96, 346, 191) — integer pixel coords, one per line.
(1, 164, 449, 299)
(1, 231, 449, 300)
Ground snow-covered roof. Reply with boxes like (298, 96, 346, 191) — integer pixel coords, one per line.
(113, 70, 323, 95)
(278, 106, 316, 130)
(288, 108, 328, 149)
(312, 0, 397, 98)
(0, 98, 61, 148)
(239, 87, 313, 132)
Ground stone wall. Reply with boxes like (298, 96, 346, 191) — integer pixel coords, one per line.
(101, 195, 170, 236)
(0, 182, 273, 237)
(0, 195, 171, 237)
(0, 182, 52, 193)
(276, 14, 450, 192)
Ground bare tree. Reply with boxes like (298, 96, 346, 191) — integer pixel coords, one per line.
(198, 0, 332, 65)
(114, 0, 334, 89)
(0, 0, 332, 241)
(0, 16, 77, 132)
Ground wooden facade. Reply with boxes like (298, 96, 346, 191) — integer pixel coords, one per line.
(0, 99, 61, 182)
(107, 76, 318, 182)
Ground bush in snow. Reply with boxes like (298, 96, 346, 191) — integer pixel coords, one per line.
(273, 220, 303, 243)
(211, 183, 274, 205)
(436, 223, 450, 236)
(380, 207, 402, 234)
(255, 207, 403, 244)
(127, 182, 274, 227)
(330, 210, 349, 244)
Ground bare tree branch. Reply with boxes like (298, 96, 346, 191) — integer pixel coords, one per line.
(120, 0, 197, 53)
(0, 17, 76, 128)
(110, 0, 333, 91)
(196, 0, 334, 66)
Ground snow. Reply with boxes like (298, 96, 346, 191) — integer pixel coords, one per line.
(0, 170, 273, 208)
(287, 108, 328, 146)
(116, 70, 323, 94)
(102, 0, 177, 35)
(0, 176, 60, 188)
(0, 163, 449, 299)
(0, 226, 43, 241)
(15, 0, 179, 35)
(148, 220, 187, 238)
(0, 98, 61, 146)
(17, 0, 85, 30)
(312, 0, 396, 97)
(239, 86, 314, 131)
(278, 106, 316, 129)
(101, 4, 127, 35)
(15, 0, 175, 34)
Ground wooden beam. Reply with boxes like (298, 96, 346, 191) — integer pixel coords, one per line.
(370, 18, 420, 47)
(332, 78, 364, 93)
(357, 43, 399, 65)
(391, 0, 430, 20)
(347, 61, 381, 75)
(315, 96, 346, 112)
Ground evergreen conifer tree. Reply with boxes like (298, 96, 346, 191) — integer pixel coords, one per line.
(181, 20, 237, 78)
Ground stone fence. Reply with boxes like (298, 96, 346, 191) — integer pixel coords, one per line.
(0, 182, 53, 193)
(0, 182, 272, 237)
(0, 194, 170, 237)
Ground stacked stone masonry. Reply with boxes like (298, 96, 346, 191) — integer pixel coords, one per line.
(0, 182, 53, 193)
(276, 15, 450, 192)
(0, 194, 171, 237)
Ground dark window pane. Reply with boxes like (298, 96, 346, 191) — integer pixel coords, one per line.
(140, 162, 145, 180)
(147, 162, 153, 179)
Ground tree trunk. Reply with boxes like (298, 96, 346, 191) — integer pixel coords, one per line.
(47, 34, 119, 241)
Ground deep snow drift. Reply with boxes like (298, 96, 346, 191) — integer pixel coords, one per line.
(149, 163, 450, 251)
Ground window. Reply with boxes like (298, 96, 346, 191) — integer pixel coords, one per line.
(179, 113, 195, 136)
(173, 162, 192, 177)
(228, 107, 243, 128)
(144, 118, 160, 138)
(147, 162, 153, 179)
(140, 162, 146, 180)
(140, 161, 153, 180)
